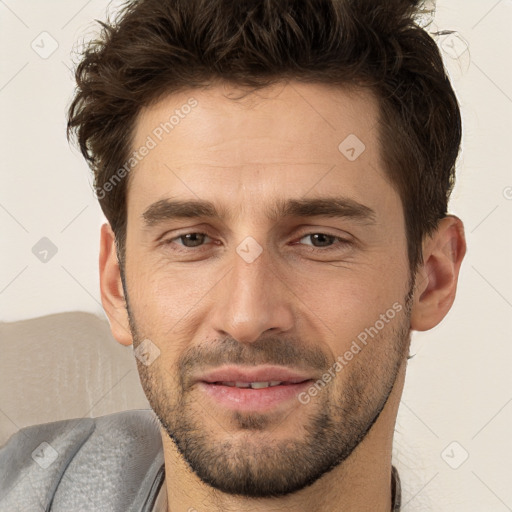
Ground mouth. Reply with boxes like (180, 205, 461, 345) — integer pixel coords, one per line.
(196, 365, 314, 385)
(207, 380, 309, 388)
(194, 366, 316, 412)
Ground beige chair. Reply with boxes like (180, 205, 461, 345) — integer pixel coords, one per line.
(0, 311, 150, 447)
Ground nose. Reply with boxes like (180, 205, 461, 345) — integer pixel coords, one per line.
(211, 245, 294, 344)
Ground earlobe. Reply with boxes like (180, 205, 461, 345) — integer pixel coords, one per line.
(99, 222, 133, 346)
(410, 215, 466, 331)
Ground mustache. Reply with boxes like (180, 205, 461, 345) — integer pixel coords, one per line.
(176, 335, 330, 384)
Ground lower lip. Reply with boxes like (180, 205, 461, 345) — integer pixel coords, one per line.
(198, 381, 313, 412)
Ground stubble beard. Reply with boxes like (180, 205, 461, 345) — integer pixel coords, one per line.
(126, 286, 413, 498)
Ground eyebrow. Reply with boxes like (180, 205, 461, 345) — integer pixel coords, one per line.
(142, 196, 376, 228)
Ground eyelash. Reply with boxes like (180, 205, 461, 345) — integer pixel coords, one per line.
(162, 231, 352, 253)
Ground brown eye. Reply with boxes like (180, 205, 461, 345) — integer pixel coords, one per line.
(297, 233, 350, 250)
(300, 233, 336, 247)
(165, 232, 212, 248)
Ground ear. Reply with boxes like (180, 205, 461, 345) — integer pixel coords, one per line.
(410, 215, 466, 331)
(99, 222, 133, 346)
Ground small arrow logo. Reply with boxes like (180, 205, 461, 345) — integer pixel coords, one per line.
(236, 236, 263, 263)
(338, 134, 366, 161)
(134, 339, 160, 366)
(31, 31, 59, 59)
(31, 442, 58, 468)
(32, 237, 58, 263)
(441, 441, 469, 469)
(441, 33, 468, 59)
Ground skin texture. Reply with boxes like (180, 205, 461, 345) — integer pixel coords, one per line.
(99, 81, 466, 512)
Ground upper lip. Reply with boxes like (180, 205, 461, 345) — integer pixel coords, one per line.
(195, 365, 315, 384)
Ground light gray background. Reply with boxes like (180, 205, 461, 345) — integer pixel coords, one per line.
(1, 1, 511, 510)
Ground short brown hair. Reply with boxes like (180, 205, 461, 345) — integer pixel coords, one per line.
(67, 0, 461, 272)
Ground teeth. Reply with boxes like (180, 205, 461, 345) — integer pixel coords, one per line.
(250, 382, 272, 389)
(219, 381, 283, 388)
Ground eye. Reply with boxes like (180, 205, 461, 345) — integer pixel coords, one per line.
(296, 233, 351, 251)
(164, 232, 213, 248)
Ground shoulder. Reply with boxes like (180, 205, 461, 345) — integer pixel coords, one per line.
(0, 409, 164, 512)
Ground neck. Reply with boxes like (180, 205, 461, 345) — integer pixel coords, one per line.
(162, 362, 406, 512)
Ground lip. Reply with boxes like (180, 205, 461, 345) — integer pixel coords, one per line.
(198, 380, 313, 412)
(195, 365, 314, 385)
(193, 365, 316, 413)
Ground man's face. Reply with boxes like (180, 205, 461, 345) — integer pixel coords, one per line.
(123, 81, 413, 497)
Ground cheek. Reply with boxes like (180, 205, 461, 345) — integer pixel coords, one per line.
(128, 261, 220, 334)
(295, 259, 407, 336)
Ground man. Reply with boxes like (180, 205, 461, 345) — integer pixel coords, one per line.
(0, 0, 466, 510)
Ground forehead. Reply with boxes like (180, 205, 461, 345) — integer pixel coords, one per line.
(127, 81, 397, 222)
